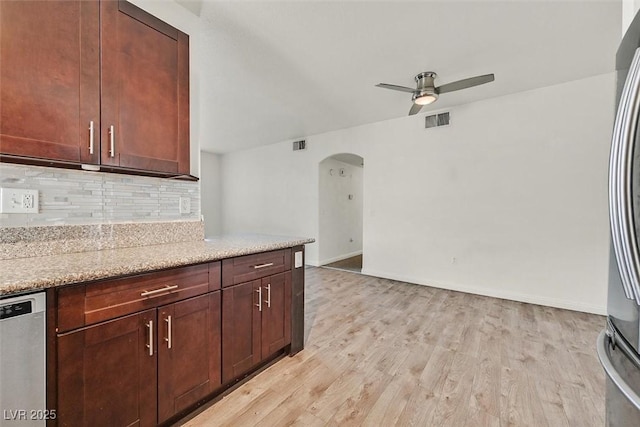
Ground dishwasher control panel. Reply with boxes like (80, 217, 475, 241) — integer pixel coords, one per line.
(0, 301, 33, 320)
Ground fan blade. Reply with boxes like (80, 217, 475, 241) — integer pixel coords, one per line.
(436, 74, 494, 94)
(376, 83, 417, 93)
(409, 103, 423, 116)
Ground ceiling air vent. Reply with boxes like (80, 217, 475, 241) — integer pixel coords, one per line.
(425, 112, 450, 129)
(293, 140, 306, 151)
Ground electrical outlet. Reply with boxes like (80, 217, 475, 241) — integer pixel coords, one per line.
(0, 188, 39, 213)
(23, 194, 35, 209)
(179, 197, 191, 214)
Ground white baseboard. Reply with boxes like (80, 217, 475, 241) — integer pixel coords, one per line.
(318, 250, 363, 266)
(360, 268, 607, 316)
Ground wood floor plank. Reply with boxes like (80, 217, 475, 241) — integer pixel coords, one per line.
(419, 345, 455, 394)
(464, 404, 501, 427)
(500, 367, 549, 427)
(306, 368, 373, 422)
(361, 372, 418, 427)
(394, 384, 440, 426)
(178, 267, 606, 426)
(469, 355, 501, 418)
(426, 351, 476, 427)
(327, 368, 392, 425)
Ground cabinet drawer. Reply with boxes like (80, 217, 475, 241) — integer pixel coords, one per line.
(57, 262, 220, 332)
(222, 249, 291, 288)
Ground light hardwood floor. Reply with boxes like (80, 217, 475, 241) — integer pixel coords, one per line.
(324, 255, 363, 273)
(181, 267, 606, 426)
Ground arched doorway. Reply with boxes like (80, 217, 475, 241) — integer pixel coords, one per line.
(318, 153, 364, 273)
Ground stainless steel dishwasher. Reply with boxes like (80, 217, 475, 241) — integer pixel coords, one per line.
(0, 292, 47, 426)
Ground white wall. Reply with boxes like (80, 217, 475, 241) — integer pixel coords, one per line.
(221, 72, 615, 314)
(200, 151, 223, 236)
(623, 0, 640, 36)
(318, 158, 363, 264)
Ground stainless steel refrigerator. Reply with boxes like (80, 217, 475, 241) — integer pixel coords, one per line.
(599, 11, 640, 427)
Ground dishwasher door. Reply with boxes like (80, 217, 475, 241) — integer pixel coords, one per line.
(0, 292, 46, 426)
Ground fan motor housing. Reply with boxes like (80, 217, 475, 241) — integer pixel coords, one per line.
(415, 71, 437, 83)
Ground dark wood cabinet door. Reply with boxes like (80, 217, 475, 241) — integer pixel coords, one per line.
(100, 0, 190, 174)
(157, 292, 221, 423)
(0, 0, 100, 163)
(261, 272, 292, 358)
(222, 280, 262, 383)
(57, 309, 157, 427)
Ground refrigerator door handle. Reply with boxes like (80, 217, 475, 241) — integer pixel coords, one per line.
(609, 47, 640, 303)
(598, 330, 640, 412)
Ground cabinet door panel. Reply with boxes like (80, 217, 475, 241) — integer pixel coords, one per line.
(261, 272, 292, 358)
(222, 280, 262, 383)
(57, 309, 156, 427)
(158, 292, 221, 423)
(0, 0, 100, 163)
(101, 0, 189, 174)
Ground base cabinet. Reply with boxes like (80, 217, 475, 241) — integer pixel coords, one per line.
(221, 280, 262, 382)
(57, 293, 220, 426)
(57, 310, 157, 426)
(260, 273, 292, 358)
(52, 248, 303, 426)
(55, 262, 222, 427)
(157, 293, 221, 423)
(222, 272, 291, 383)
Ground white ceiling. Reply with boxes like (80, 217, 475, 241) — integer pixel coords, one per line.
(186, 0, 621, 154)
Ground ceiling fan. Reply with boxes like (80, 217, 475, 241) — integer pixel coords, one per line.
(376, 72, 495, 116)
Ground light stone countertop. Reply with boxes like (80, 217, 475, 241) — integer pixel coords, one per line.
(0, 234, 315, 296)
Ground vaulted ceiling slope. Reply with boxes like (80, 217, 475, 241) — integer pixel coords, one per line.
(184, 1, 621, 154)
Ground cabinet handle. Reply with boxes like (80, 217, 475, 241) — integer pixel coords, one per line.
(109, 125, 115, 158)
(140, 285, 179, 297)
(146, 320, 154, 357)
(265, 284, 271, 308)
(164, 315, 172, 349)
(88, 121, 94, 155)
(255, 287, 262, 312)
(254, 263, 274, 270)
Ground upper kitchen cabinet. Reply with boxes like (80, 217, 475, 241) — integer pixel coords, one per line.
(100, 0, 190, 175)
(0, 1, 100, 164)
(0, 0, 191, 177)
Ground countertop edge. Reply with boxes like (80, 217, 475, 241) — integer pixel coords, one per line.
(0, 236, 315, 297)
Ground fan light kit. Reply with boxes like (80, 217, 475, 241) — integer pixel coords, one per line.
(376, 71, 495, 116)
(413, 93, 438, 106)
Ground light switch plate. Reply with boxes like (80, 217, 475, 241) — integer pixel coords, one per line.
(294, 251, 303, 268)
(0, 188, 39, 214)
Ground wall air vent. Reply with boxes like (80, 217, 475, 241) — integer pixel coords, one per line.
(425, 112, 451, 129)
(425, 115, 438, 129)
(437, 112, 450, 126)
(293, 140, 306, 151)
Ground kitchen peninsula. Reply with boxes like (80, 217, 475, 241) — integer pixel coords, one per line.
(0, 220, 313, 426)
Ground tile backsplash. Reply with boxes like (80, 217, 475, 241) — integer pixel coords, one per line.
(0, 163, 200, 227)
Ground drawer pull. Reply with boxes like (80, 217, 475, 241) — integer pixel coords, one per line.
(140, 285, 179, 297)
(254, 262, 274, 270)
(109, 125, 115, 157)
(255, 287, 262, 312)
(146, 320, 154, 357)
(88, 121, 95, 155)
(265, 284, 271, 308)
(164, 315, 172, 349)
